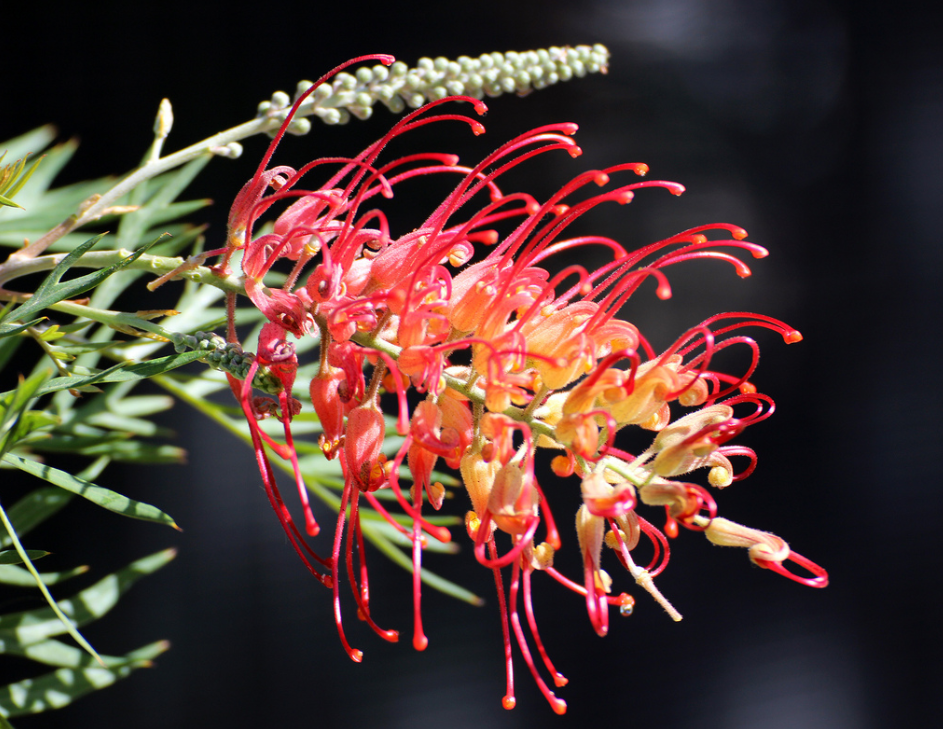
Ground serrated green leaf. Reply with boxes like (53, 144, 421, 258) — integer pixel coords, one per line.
(1, 453, 179, 529)
(0, 640, 168, 717)
(0, 564, 88, 587)
(0, 550, 48, 565)
(0, 548, 176, 647)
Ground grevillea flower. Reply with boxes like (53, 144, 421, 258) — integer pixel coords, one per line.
(217, 50, 828, 714)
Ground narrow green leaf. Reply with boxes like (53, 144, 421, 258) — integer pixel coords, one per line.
(0, 549, 176, 646)
(0, 564, 88, 587)
(0, 194, 23, 209)
(105, 394, 174, 418)
(31, 350, 204, 397)
(359, 518, 458, 554)
(0, 236, 106, 326)
(4, 154, 45, 200)
(145, 199, 212, 227)
(0, 500, 102, 665)
(0, 637, 168, 670)
(2, 410, 59, 450)
(0, 370, 52, 457)
(1, 234, 163, 326)
(0, 550, 48, 565)
(6, 138, 77, 203)
(82, 412, 168, 438)
(45, 341, 116, 356)
(30, 439, 186, 464)
(0, 641, 167, 717)
(364, 527, 483, 607)
(24, 432, 128, 452)
(0, 336, 23, 373)
(0, 126, 55, 164)
(1, 453, 179, 529)
(0, 488, 74, 549)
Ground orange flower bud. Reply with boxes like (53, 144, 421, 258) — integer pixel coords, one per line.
(346, 404, 386, 492)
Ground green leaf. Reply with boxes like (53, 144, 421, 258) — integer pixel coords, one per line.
(81, 411, 169, 438)
(0, 335, 23, 373)
(0, 488, 74, 549)
(5, 139, 78, 204)
(364, 527, 483, 607)
(0, 234, 163, 327)
(0, 564, 88, 588)
(0, 500, 101, 664)
(0, 127, 56, 166)
(115, 155, 211, 251)
(1, 453, 180, 529)
(0, 370, 51, 457)
(105, 394, 174, 418)
(30, 438, 186, 464)
(0, 236, 105, 326)
(0, 550, 49, 565)
(1, 410, 59, 449)
(0, 640, 168, 718)
(0, 637, 168, 669)
(29, 350, 204, 397)
(0, 549, 176, 647)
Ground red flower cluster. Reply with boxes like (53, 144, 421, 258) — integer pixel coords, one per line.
(218, 55, 827, 713)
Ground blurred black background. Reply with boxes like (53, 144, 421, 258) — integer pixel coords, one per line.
(2, 0, 940, 727)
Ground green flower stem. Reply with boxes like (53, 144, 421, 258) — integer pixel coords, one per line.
(0, 499, 104, 666)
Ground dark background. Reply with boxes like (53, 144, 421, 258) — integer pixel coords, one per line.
(2, 0, 940, 727)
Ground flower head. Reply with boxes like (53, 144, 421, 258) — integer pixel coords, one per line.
(220, 51, 828, 714)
